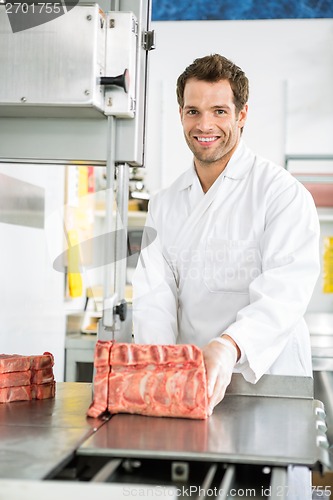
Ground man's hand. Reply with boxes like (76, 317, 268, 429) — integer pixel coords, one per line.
(202, 336, 238, 416)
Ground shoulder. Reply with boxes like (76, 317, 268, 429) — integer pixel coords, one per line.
(251, 154, 318, 224)
(235, 142, 297, 193)
(253, 153, 292, 184)
(148, 167, 193, 211)
(253, 153, 313, 201)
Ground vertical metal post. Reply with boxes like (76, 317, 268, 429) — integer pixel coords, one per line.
(99, 119, 131, 342)
(111, 0, 120, 10)
(269, 467, 288, 500)
(114, 163, 129, 300)
(99, 115, 117, 338)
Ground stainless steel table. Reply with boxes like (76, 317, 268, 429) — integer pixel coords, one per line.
(0, 382, 102, 479)
(0, 376, 330, 499)
(79, 375, 329, 468)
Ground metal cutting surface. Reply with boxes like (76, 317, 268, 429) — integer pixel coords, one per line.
(78, 375, 328, 468)
(0, 376, 329, 481)
(0, 383, 105, 479)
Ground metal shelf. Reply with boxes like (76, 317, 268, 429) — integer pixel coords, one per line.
(317, 207, 333, 222)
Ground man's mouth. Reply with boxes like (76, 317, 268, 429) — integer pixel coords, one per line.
(195, 136, 219, 144)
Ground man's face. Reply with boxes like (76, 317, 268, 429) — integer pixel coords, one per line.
(179, 78, 247, 166)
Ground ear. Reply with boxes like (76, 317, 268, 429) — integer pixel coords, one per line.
(237, 104, 248, 129)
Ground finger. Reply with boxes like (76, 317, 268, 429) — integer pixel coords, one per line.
(208, 378, 225, 415)
(206, 363, 219, 399)
(209, 369, 233, 414)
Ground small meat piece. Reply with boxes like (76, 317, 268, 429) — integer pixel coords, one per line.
(0, 351, 56, 404)
(87, 342, 208, 420)
(0, 382, 56, 403)
(0, 355, 30, 374)
(30, 367, 54, 385)
(0, 385, 31, 403)
(0, 352, 54, 374)
(29, 352, 54, 370)
(31, 382, 56, 400)
(0, 370, 31, 388)
(0, 367, 53, 388)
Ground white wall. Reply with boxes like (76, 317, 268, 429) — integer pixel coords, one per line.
(144, 18, 333, 192)
(0, 165, 66, 381)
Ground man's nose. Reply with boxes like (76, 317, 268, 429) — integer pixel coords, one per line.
(197, 112, 214, 132)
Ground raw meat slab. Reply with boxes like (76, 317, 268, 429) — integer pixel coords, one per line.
(0, 382, 55, 403)
(0, 352, 54, 374)
(0, 370, 31, 388)
(87, 342, 208, 420)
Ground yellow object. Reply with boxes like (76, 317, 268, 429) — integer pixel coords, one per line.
(78, 166, 89, 197)
(323, 236, 333, 293)
(68, 272, 83, 298)
(128, 199, 140, 211)
(67, 229, 83, 298)
(64, 166, 96, 299)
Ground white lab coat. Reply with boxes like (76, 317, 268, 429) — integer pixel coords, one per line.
(132, 141, 320, 384)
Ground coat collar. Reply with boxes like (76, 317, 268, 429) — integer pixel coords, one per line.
(177, 140, 255, 191)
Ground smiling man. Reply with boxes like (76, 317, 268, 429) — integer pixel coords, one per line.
(133, 54, 319, 464)
(179, 74, 247, 193)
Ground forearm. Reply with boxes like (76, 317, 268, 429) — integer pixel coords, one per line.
(133, 283, 178, 344)
(132, 211, 179, 345)
(210, 334, 241, 362)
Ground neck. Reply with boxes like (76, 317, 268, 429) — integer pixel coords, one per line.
(195, 148, 234, 193)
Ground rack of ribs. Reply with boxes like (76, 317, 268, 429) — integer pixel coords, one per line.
(87, 341, 208, 420)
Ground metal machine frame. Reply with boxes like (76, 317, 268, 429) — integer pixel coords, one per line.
(0, 0, 155, 339)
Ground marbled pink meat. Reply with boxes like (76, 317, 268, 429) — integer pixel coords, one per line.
(0, 352, 55, 404)
(87, 342, 208, 420)
(0, 385, 31, 403)
(0, 382, 55, 403)
(0, 370, 31, 388)
(0, 352, 54, 373)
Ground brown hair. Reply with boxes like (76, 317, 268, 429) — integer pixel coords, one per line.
(176, 54, 249, 114)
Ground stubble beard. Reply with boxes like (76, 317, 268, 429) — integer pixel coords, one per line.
(185, 134, 229, 166)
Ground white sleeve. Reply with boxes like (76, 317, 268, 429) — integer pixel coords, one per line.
(225, 181, 320, 383)
(132, 204, 178, 345)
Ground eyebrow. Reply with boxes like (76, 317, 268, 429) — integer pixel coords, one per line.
(183, 104, 231, 111)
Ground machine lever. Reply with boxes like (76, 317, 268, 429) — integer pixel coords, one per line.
(100, 68, 129, 93)
(114, 299, 127, 322)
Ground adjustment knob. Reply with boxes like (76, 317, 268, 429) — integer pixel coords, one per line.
(100, 68, 129, 93)
(114, 299, 127, 322)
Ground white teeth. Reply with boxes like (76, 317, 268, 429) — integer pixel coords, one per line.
(197, 137, 216, 142)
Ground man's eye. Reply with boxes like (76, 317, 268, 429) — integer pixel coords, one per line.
(216, 109, 226, 115)
(187, 110, 198, 115)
